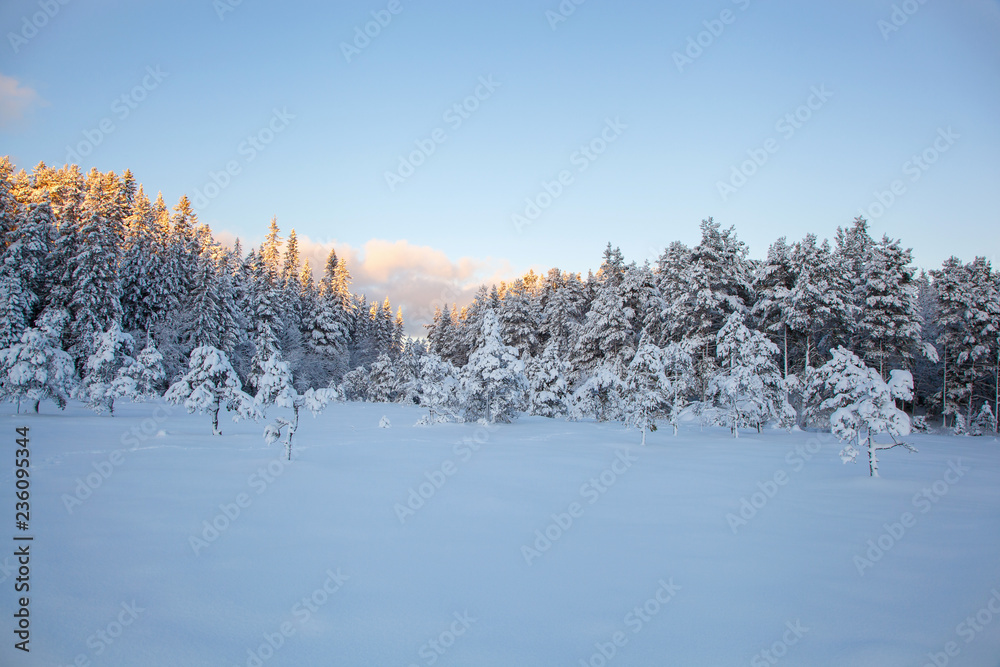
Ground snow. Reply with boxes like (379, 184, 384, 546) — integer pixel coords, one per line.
(3, 400, 1000, 666)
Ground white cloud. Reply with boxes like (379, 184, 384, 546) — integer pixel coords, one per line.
(0, 73, 43, 129)
(215, 232, 518, 337)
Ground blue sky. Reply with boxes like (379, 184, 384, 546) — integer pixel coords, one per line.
(1, 0, 998, 329)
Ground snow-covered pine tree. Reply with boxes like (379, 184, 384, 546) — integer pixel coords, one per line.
(623, 335, 670, 445)
(308, 249, 352, 381)
(165, 194, 201, 301)
(807, 347, 916, 477)
(525, 341, 570, 418)
(0, 201, 53, 348)
(281, 228, 300, 287)
(253, 351, 296, 413)
(787, 234, 853, 370)
(497, 278, 541, 361)
(461, 308, 527, 423)
(78, 322, 135, 415)
(911, 271, 944, 422)
(393, 308, 405, 357)
(709, 312, 791, 437)
(630, 262, 667, 349)
(568, 364, 624, 422)
(655, 241, 693, 344)
(254, 352, 340, 460)
(348, 294, 379, 369)
(165, 345, 259, 435)
(572, 244, 638, 374)
(368, 353, 401, 403)
(0, 310, 77, 413)
(247, 252, 284, 391)
(338, 364, 370, 402)
(662, 339, 696, 436)
(0, 263, 33, 351)
(666, 219, 754, 401)
(148, 193, 185, 319)
(66, 209, 124, 365)
(433, 302, 468, 366)
(392, 337, 425, 404)
(376, 298, 396, 356)
(751, 237, 795, 377)
(538, 268, 588, 355)
(930, 256, 999, 431)
(753, 234, 854, 424)
(834, 216, 874, 305)
(970, 401, 997, 437)
(262, 383, 340, 461)
(425, 304, 454, 363)
(114, 337, 166, 401)
(0, 156, 20, 247)
(260, 216, 282, 275)
(855, 235, 925, 378)
(499, 278, 541, 359)
(444, 286, 492, 367)
(119, 186, 173, 332)
(412, 352, 463, 423)
(180, 248, 241, 354)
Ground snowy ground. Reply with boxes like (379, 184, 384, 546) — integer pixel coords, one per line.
(2, 400, 1000, 666)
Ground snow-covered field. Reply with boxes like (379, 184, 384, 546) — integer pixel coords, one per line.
(3, 400, 1000, 666)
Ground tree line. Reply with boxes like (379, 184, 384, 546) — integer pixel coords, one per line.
(1, 158, 997, 445)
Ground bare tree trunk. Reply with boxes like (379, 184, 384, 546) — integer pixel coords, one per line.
(703, 339, 710, 405)
(942, 346, 948, 428)
(287, 403, 300, 461)
(868, 432, 879, 477)
(783, 324, 788, 379)
(879, 340, 885, 380)
(797, 333, 812, 428)
(805, 332, 811, 373)
(966, 361, 975, 434)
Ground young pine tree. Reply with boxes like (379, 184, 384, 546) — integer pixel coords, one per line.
(165, 346, 259, 435)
